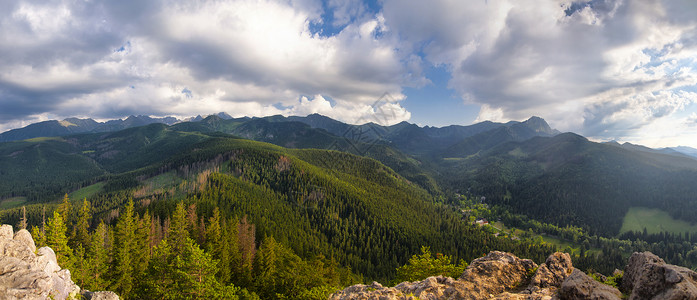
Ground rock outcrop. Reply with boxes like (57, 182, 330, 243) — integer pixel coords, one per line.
(0, 224, 118, 300)
(331, 250, 697, 300)
(529, 252, 574, 289)
(331, 251, 553, 300)
(559, 269, 622, 300)
(622, 251, 697, 300)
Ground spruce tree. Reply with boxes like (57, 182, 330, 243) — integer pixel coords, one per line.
(31, 225, 46, 248)
(111, 199, 136, 297)
(253, 235, 278, 297)
(175, 238, 239, 299)
(134, 210, 152, 280)
(46, 211, 72, 270)
(58, 194, 70, 226)
(168, 202, 188, 256)
(72, 244, 89, 287)
(205, 207, 231, 283)
(72, 198, 91, 250)
(90, 221, 110, 291)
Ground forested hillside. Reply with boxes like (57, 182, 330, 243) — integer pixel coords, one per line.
(4, 115, 697, 299)
(0, 125, 556, 299)
(442, 132, 697, 236)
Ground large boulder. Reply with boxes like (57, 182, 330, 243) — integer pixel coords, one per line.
(0, 224, 118, 300)
(13, 229, 36, 253)
(622, 251, 697, 300)
(559, 269, 622, 300)
(0, 256, 53, 299)
(329, 281, 407, 300)
(530, 252, 574, 289)
(453, 251, 539, 298)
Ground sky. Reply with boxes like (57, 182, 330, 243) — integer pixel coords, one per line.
(1, 0, 697, 148)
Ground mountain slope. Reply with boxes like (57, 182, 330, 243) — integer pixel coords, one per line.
(443, 132, 697, 236)
(0, 115, 180, 142)
(0, 137, 106, 201)
(0, 125, 555, 282)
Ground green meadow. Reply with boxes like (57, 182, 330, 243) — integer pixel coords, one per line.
(620, 207, 697, 235)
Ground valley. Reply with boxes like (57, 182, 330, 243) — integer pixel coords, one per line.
(2, 114, 697, 298)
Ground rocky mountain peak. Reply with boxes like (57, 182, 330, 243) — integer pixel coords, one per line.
(521, 116, 557, 135)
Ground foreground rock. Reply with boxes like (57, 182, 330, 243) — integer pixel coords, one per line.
(0, 224, 118, 300)
(622, 251, 697, 300)
(331, 250, 697, 300)
(331, 251, 556, 300)
(560, 269, 621, 300)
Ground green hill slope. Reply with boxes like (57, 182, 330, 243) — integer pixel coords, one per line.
(443, 132, 697, 236)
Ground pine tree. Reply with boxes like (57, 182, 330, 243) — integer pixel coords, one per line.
(168, 202, 189, 256)
(46, 211, 72, 270)
(175, 238, 239, 299)
(253, 235, 278, 297)
(205, 207, 230, 283)
(185, 203, 199, 242)
(111, 199, 136, 297)
(58, 194, 70, 226)
(134, 210, 152, 279)
(142, 239, 175, 299)
(90, 221, 110, 291)
(72, 198, 91, 250)
(72, 244, 89, 287)
(227, 217, 243, 285)
(31, 225, 46, 248)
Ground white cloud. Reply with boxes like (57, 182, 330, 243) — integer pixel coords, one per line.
(2, 0, 697, 148)
(285, 93, 410, 126)
(0, 0, 415, 129)
(382, 0, 697, 145)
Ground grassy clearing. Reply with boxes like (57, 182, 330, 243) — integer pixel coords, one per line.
(68, 182, 105, 202)
(620, 207, 697, 235)
(0, 197, 27, 210)
(145, 172, 181, 190)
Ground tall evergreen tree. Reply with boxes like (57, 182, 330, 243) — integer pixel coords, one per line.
(31, 225, 46, 248)
(46, 211, 72, 270)
(253, 235, 278, 297)
(134, 210, 153, 280)
(205, 208, 234, 283)
(174, 238, 238, 299)
(111, 199, 136, 297)
(72, 244, 89, 287)
(71, 198, 91, 249)
(169, 202, 189, 256)
(90, 221, 110, 291)
(58, 193, 70, 225)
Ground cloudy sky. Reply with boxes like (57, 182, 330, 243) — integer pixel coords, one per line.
(1, 0, 697, 148)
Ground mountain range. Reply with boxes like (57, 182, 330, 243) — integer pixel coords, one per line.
(2, 113, 697, 238)
(4, 113, 695, 160)
(4, 111, 697, 297)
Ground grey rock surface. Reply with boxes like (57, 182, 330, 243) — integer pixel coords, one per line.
(623, 251, 697, 300)
(0, 224, 118, 300)
(559, 269, 621, 300)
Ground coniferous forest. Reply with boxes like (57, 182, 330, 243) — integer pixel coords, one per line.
(3, 116, 697, 298)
